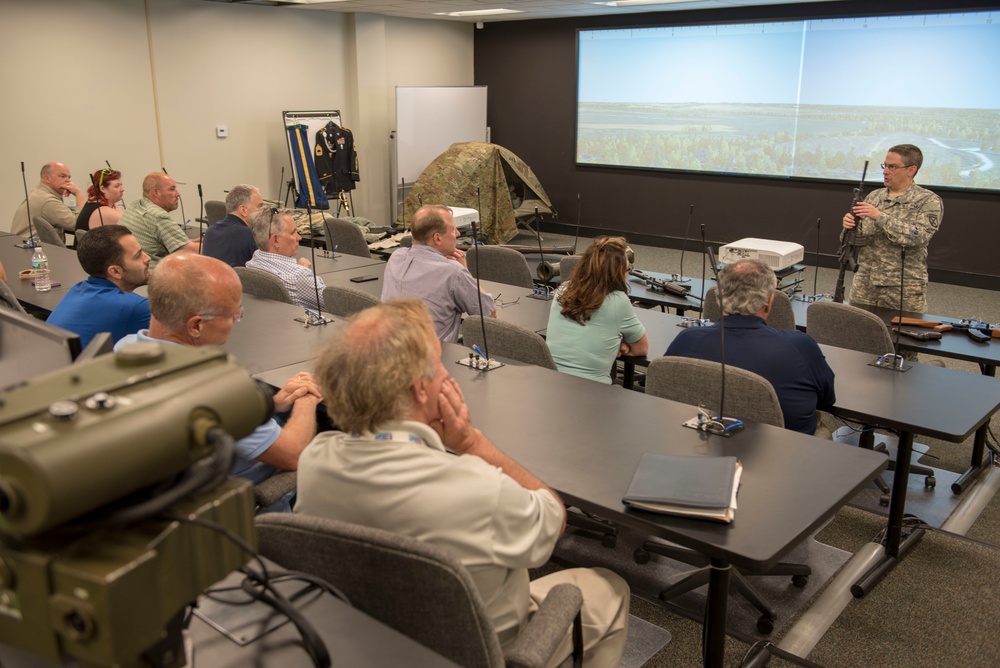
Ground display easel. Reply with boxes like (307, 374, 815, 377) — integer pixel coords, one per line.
(282, 110, 356, 217)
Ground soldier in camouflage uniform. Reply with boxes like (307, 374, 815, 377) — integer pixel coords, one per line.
(842, 144, 943, 313)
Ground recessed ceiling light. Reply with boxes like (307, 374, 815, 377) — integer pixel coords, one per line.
(434, 8, 523, 17)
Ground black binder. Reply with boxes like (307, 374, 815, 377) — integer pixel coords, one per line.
(622, 453, 742, 523)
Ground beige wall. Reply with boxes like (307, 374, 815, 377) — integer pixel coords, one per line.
(1, 0, 473, 231)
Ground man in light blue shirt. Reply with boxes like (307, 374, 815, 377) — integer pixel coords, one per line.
(115, 253, 322, 511)
(382, 205, 494, 343)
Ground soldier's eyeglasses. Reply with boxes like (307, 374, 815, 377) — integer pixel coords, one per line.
(881, 163, 911, 172)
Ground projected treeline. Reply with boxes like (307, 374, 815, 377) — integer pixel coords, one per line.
(576, 12, 1000, 192)
(577, 102, 1000, 189)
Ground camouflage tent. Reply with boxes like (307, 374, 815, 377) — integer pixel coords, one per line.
(397, 142, 555, 245)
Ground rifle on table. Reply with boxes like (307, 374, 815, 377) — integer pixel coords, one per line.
(629, 269, 698, 299)
(892, 316, 1000, 342)
(833, 161, 869, 303)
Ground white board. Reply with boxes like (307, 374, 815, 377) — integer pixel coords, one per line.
(395, 86, 488, 184)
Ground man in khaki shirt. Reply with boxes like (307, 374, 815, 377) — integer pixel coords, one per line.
(11, 162, 86, 237)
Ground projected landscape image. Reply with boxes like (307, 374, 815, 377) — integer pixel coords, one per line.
(577, 13, 1000, 191)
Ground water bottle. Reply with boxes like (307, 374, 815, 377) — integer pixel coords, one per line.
(32, 246, 51, 292)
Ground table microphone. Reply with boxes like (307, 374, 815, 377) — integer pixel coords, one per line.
(527, 207, 553, 301)
(17, 161, 38, 249)
(106, 160, 125, 209)
(197, 184, 204, 253)
(683, 247, 743, 435)
(872, 248, 909, 372)
(457, 220, 503, 371)
(674, 204, 694, 284)
(89, 172, 106, 227)
(796, 218, 824, 302)
(699, 223, 707, 307)
(162, 166, 188, 230)
(294, 202, 333, 328)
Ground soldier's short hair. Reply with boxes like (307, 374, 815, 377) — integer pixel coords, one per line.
(411, 205, 452, 244)
(717, 259, 776, 316)
(888, 144, 923, 172)
(226, 184, 258, 214)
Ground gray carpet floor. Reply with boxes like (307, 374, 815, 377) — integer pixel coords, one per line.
(523, 231, 1000, 667)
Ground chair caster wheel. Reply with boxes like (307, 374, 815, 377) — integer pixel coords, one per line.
(792, 574, 809, 588)
(756, 615, 774, 635)
(601, 535, 617, 548)
(925, 475, 936, 489)
(880, 494, 890, 507)
(633, 548, 650, 565)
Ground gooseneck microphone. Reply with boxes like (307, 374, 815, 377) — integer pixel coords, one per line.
(106, 160, 124, 209)
(812, 218, 820, 297)
(162, 166, 188, 230)
(89, 172, 106, 227)
(197, 184, 205, 253)
(676, 204, 694, 283)
(699, 223, 707, 306)
(527, 206, 553, 301)
(457, 220, 503, 372)
(19, 162, 38, 248)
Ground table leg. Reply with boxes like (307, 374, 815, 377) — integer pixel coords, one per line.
(953, 363, 996, 495)
(852, 430, 925, 597)
(703, 559, 730, 668)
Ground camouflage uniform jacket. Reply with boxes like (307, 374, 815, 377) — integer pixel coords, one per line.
(851, 183, 942, 288)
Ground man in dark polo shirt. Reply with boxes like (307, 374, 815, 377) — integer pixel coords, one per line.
(202, 184, 265, 267)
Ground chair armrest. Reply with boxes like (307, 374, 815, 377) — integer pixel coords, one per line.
(253, 471, 297, 509)
(505, 583, 583, 668)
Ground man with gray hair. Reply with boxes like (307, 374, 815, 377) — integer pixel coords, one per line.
(202, 184, 265, 267)
(11, 162, 87, 237)
(296, 298, 629, 666)
(246, 207, 325, 311)
(381, 204, 494, 343)
(115, 253, 322, 512)
(665, 259, 835, 435)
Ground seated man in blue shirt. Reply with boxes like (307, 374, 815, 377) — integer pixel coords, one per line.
(115, 253, 322, 511)
(381, 204, 495, 343)
(202, 183, 264, 267)
(47, 225, 151, 347)
(666, 258, 835, 435)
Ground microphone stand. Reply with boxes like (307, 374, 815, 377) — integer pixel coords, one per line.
(871, 248, 910, 372)
(293, 197, 333, 328)
(89, 172, 106, 228)
(106, 160, 125, 210)
(672, 204, 694, 284)
(197, 184, 205, 253)
(163, 166, 188, 230)
(796, 218, 824, 302)
(17, 161, 39, 248)
(682, 246, 743, 436)
(456, 220, 503, 371)
(699, 224, 707, 308)
(527, 206, 553, 301)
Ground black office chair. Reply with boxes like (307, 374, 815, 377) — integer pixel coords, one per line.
(324, 218, 372, 258)
(32, 216, 66, 247)
(702, 287, 796, 330)
(639, 356, 811, 634)
(466, 246, 534, 289)
(322, 285, 381, 318)
(234, 266, 294, 304)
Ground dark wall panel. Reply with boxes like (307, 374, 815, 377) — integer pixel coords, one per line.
(475, 0, 1000, 286)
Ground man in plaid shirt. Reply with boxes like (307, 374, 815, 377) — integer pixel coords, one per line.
(246, 207, 326, 312)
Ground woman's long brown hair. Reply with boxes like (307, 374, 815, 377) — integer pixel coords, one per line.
(558, 236, 630, 325)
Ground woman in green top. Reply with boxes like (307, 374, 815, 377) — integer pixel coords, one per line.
(546, 236, 648, 384)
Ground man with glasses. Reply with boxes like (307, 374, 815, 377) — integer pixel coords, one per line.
(47, 225, 151, 348)
(120, 172, 201, 271)
(115, 253, 322, 512)
(11, 162, 87, 238)
(202, 184, 265, 267)
(246, 207, 326, 311)
(382, 204, 495, 343)
(842, 144, 943, 312)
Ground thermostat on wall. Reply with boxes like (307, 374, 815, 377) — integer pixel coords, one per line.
(216, 125, 228, 139)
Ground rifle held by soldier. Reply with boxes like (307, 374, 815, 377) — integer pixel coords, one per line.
(833, 161, 869, 303)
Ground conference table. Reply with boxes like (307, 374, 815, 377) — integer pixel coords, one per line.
(253, 344, 886, 668)
(629, 310, 1000, 595)
(0, 233, 87, 314)
(790, 298, 1000, 493)
(627, 269, 712, 315)
(296, 247, 384, 274)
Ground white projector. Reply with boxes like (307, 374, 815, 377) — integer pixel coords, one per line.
(449, 207, 479, 230)
(719, 238, 804, 271)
